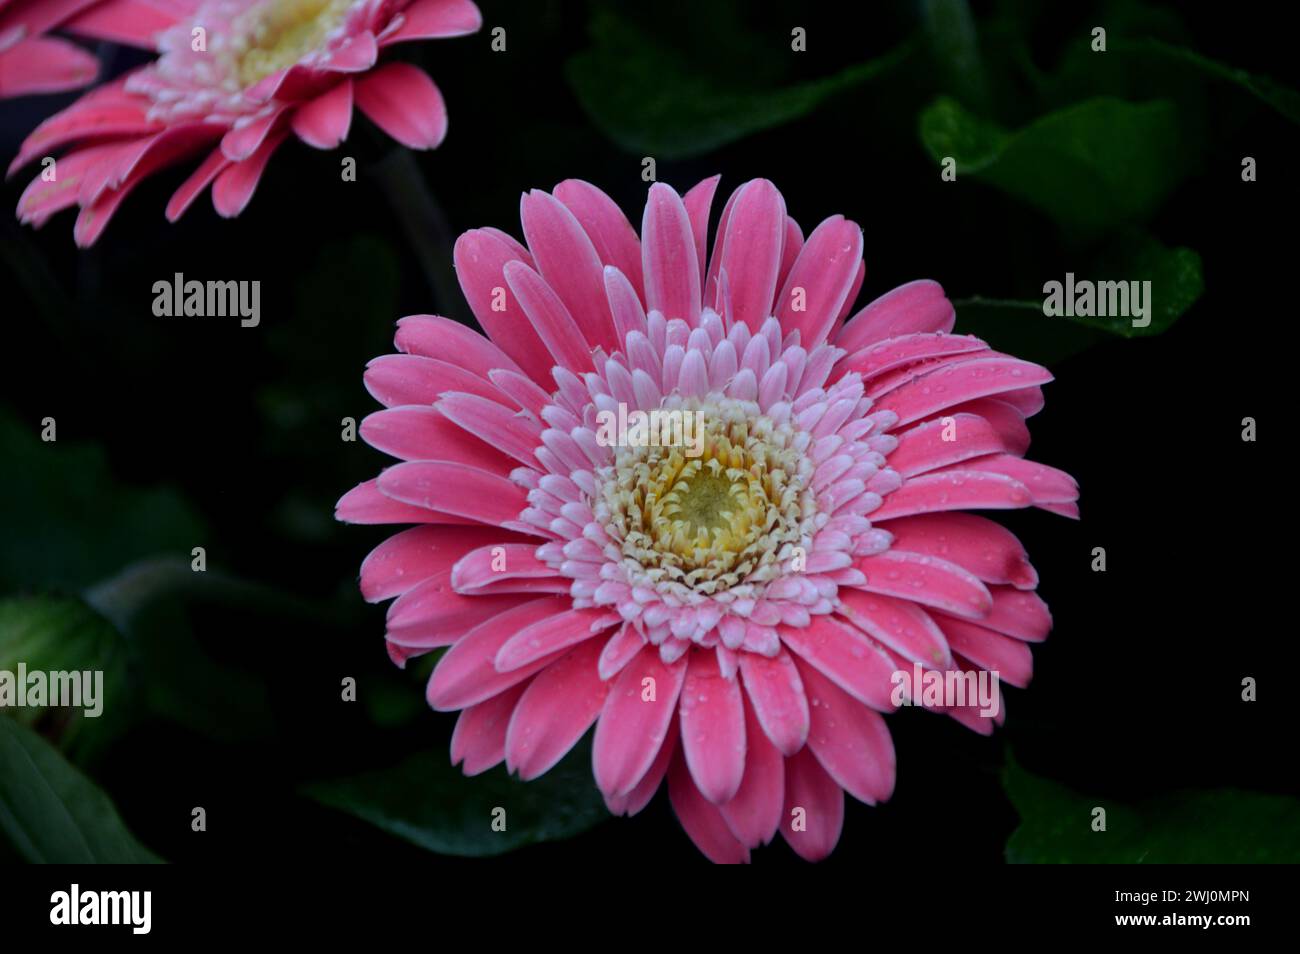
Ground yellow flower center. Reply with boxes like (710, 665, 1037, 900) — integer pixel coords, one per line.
(231, 0, 353, 87)
(598, 398, 817, 596)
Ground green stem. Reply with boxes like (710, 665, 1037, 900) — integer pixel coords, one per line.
(952, 296, 1042, 310)
(84, 556, 345, 632)
(372, 148, 468, 323)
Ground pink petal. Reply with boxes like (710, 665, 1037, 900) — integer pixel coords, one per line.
(870, 470, 1033, 521)
(888, 412, 1008, 477)
(382, 0, 482, 43)
(454, 228, 555, 386)
(854, 550, 992, 619)
(737, 648, 809, 756)
(702, 182, 740, 304)
(394, 314, 520, 376)
(322, 29, 378, 73)
(779, 616, 898, 712)
(165, 146, 230, 222)
(451, 683, 526, 776)
(9, 78, 156, 175)
(604, 266, 647, 345)
(998, 384, 1045, 417)
(377, 461, 528, 527)
(71, 123, 214, 245)
(211, 127, 287, 218)
(361, 524, 529, 602)
(426, 597, 572, 710)
(605, 713, 676, 817)
(712, 179, 786, 330)
(222, 104, 289, 161)
(435, 392, 543, 467)
(554, 178, 645, 303)
(506, 638, 608, 779)
(360, 405, 516, 472)
(63, 0, 177, 48)
(450, 542, 559, 595)
(519, 189, 616, 351)
(836, 332, 989, 382)
(487, 369, 551, 418)
(291, 79, 353, 149)
(336, 477, 463, 525)
(592, 645, 686, 797)
(836, 279, 955, 353)
(382, 352, 512, 409)
(718, 696, 784, 847)
(681, 174, 720, 292)
(776, 215, 863, 348)
(0, 36, 96, 97)
(876, 357, 1053, 428)
(938, 586, 1051, 642)
(678, 649, 746, 804)
(641, 182, 700, 326)
(775, 215, 804, 293)
(386, 570, 529, 646)
(938, 616, 1034, 688)
(355, 63, 446, 149)
(503, 259, 595, 372)
(495, 606, 618, 672)
(833, 259, 866, 331)
(944, 454, 1079, 509)
(837, 589, 952, 668)
(668, 750, 750, 863)
(386, 638, 426, 668)
(780, 747, 844, 862)
(16, 143, 115, 223)
(880, 513, 1037, 589)
(598, 624, 645, 681)
(935, 398, 1031, 456)
(794, 658, 896, 805)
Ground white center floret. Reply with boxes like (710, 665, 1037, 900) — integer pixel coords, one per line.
(595, 394, 819, 602)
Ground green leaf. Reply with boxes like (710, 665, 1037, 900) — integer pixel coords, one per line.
(921, 0, 990, 111)
(0, 406, 206, 591)
(567, 6, 912, 159)
(305, 736, 609, 856)
(1005, 757, 1300, 863)
(953, 229, 1202, 363)
(1079, 230, 1204, 337)
(919, 96, 1191, 233)
(0, 596, 130, 762)
(952, 298, 1106, 367)
(1116, 38, 1300, 125)
(0, 715, 161, 862)
(86, 558, 293, 745)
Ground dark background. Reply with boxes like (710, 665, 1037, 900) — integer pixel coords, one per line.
(0, 0, 1294, 865)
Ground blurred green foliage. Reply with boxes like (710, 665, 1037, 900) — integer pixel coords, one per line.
(0, 716, 160, 862)
(0, 595, 128, 763)
(0, 408, 206, 591)
(1, 0, 1295, 865)
(1005, 757, 1300, 863)
(305, 736, 609, 857)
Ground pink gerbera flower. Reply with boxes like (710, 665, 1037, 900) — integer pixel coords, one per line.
(0, 0, 100, 98)
(9, 0, 480, 245)
(338, 176, 1078, 863)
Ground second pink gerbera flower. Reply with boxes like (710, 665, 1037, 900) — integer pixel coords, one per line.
(339, 176, 1078, 863)
(10, 0, 480, 245)
(0, 0, 100, 98)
